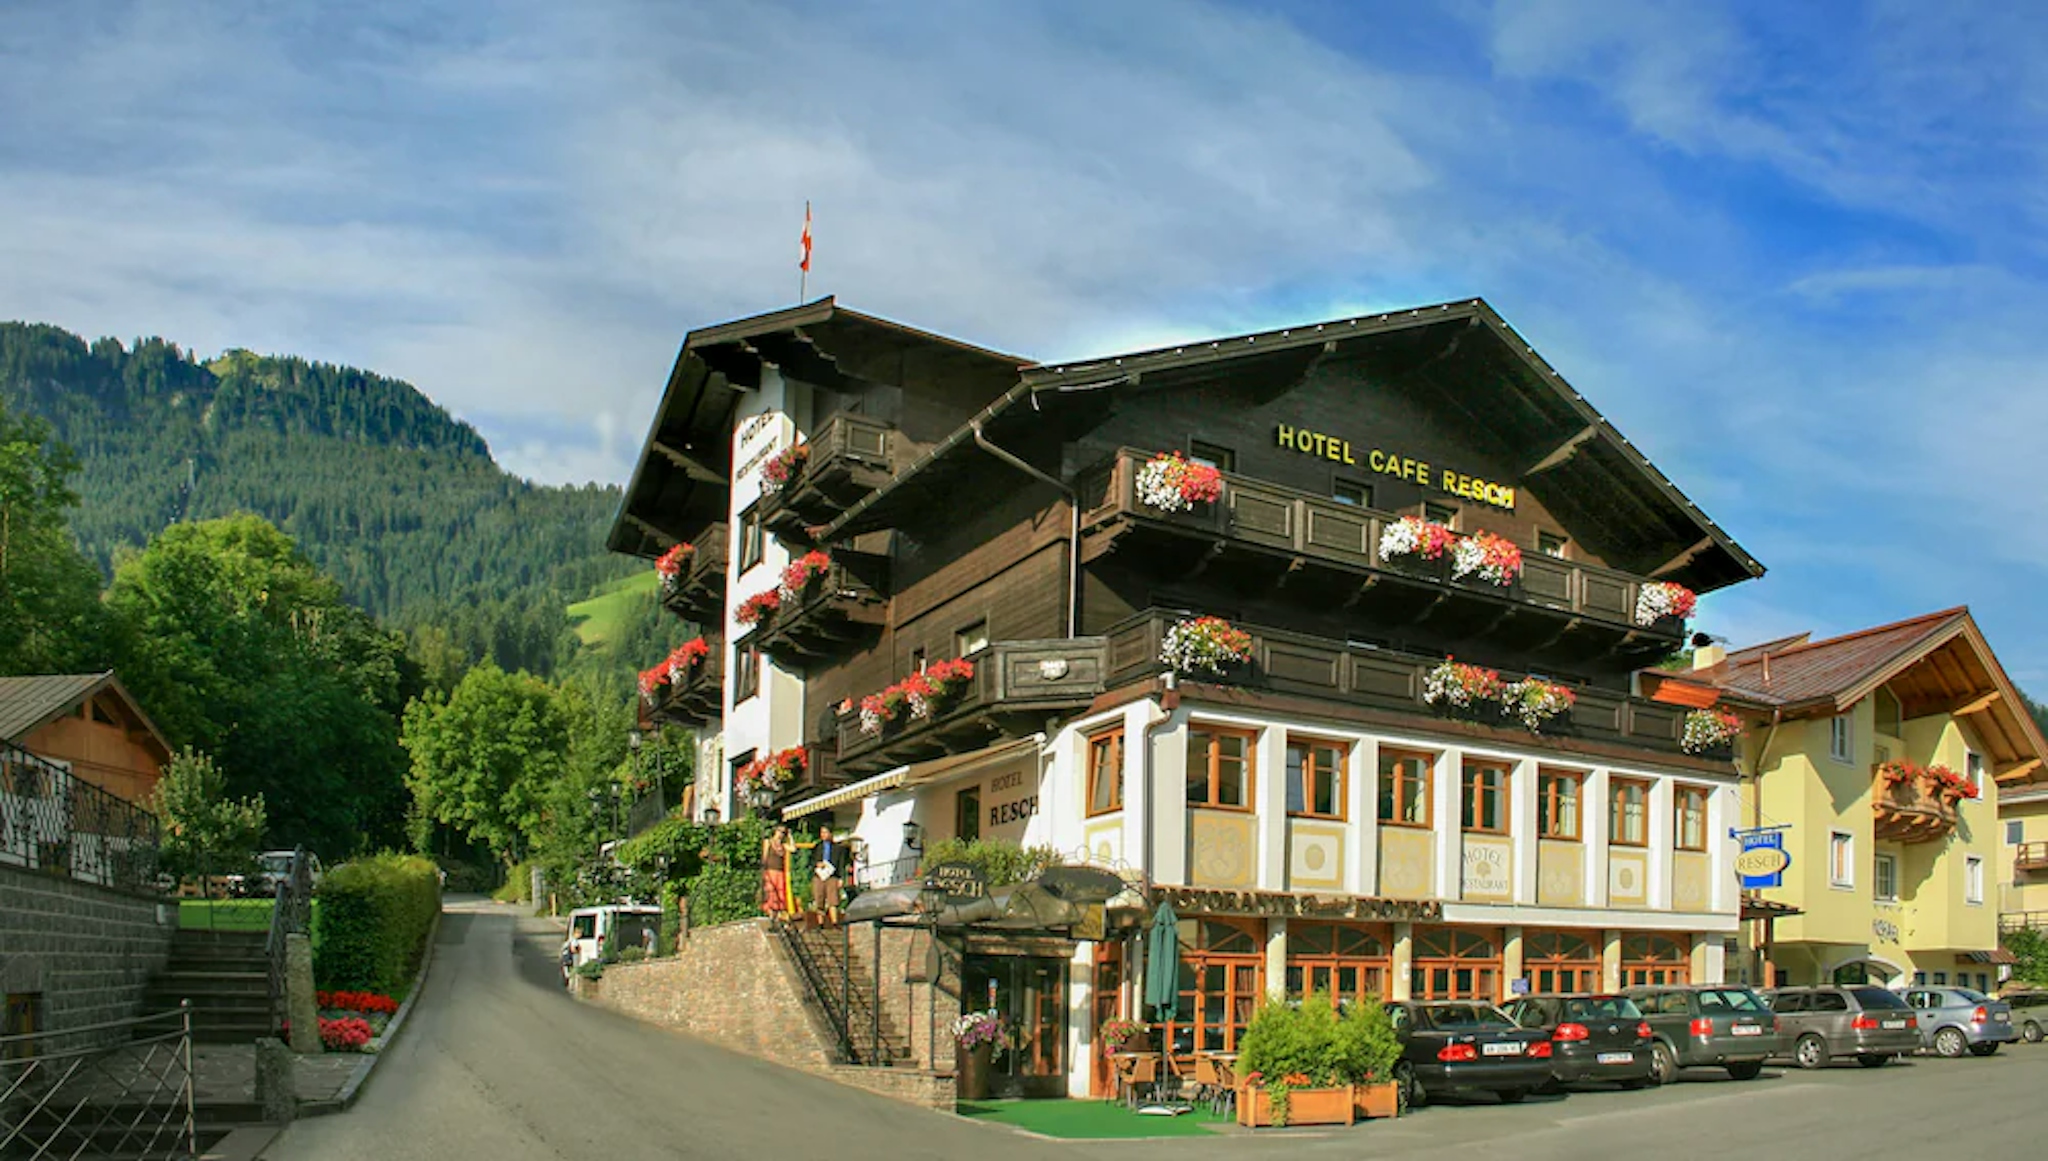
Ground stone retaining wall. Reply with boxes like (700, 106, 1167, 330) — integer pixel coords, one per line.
(0, 864, 175, 1047)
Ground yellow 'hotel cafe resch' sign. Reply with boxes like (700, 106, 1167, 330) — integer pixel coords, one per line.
(1274, 423, 1517, 511)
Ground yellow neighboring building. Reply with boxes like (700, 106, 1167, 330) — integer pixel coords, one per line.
(1690, 608, 2048, 992)
(1999, 784, 2048, 932)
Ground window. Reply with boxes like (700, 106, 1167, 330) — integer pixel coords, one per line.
(1674, 785, 1709, 852)
(909, 647, 926, 673)
(1424, 501, 1459, 528)
(734, 645, 760, 703)
(1874, 853, 1898, 902)
(1286, 738, 1348, 819)
(1966, 855, 1985, 905)
(1410, 928, 1501, 1001)
(1524, 931, 1601, 994)
(1537, 768, 1582, 840)
(1828, 715, 1851, 763)
(956, 787, 982, 842)
(1875, 688, 1902, 738)
(739, 506, 764, 572)
(1168, 919, 1263, 1054)
(1332, 479, 1374, 508)
(1967, 752, 1985, 798)
(1284, 923, 1389, 1007)
(1186, 726, 1255, 810)
(725, 749, 753, 811)
(1537, 530, 1568, 558)
(1086, 729, 1124, 816)
(1188, 440, 1235, 472)
(1621, 935, 1692, 987)
(1461, 759, 1509, 833)
(2010, 821, 2025, 845)
(955, 620, 990, 657)
(1378, 748, 1434, 827)
(1829, 831, 1854, 888)
(1609, 778, 1649, 847)
(1932, 972, 1948, 986)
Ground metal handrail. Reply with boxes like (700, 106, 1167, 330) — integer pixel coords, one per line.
(773, 921, 856, 1062)
(0, 1003, 196, 1160)
(0, 737, 161, 894)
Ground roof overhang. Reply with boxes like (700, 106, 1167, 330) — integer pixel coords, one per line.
(783, 735, 1043, 818)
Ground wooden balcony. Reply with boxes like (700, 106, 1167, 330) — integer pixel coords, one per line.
(1102, 608, 1714, 760)
(660, 523, 728, 622)
(651, 646, 724, 728)
(1871, 768, 1960, 843)
(1079, 449, 1684, 662)
(753, 555, 889, 665)
(760, 414, 897, 543)
(833, 637, 1110, 775)
(2016, 842, 2048, 873)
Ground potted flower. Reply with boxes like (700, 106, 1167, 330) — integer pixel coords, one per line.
(736, 747, 808, 805)
(1422, 659, 1503, 712)
(760, 443, 809, 495)
(1502, 676, 1576, 732)
(1682, 707, 1741, 755)
(1135, 451, 1224, 513)
(1451, 530, 1523, 587)
(1377, 515, 1456, 571)
(952, 1009, 1005, 1101)
(1098, 1018, 1146, 1055)
(734, 588, 782, 626)
(1931, 765, 1979, 801)
(666, 637, 710, 681)
(637, 663, 673, 703)
(778, 550, 833, 602)
(1236, 993, 1400, 1127)
(1159, 615, 1254, 676)
(1634, 581, 1697, 627)
(655, 542, 694, 592)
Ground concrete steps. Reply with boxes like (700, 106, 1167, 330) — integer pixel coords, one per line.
(148, 930, 276, 1044)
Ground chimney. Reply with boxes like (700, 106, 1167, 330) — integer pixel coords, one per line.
(1693, 644, 1727, 671)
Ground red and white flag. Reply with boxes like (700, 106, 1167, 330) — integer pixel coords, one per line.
(799, 202, 812, 274)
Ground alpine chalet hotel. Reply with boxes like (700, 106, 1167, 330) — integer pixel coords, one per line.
(612, 298, 1764, 1099)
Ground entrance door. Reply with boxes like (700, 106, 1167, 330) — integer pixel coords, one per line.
(963, 954, 1070, 1099)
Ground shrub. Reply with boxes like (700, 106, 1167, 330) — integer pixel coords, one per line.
(1238, 992, 1401, 1125)
(315, 990, 399, 1016)
(437, 860, 499, 895)
(319, 1015, 375, 1052)
(491, 861, 532, 902)
(313, 854, 442, 994)
(684, 863, 762, 927)
(917, 838, 1061, 887)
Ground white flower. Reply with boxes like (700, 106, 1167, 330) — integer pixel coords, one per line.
(1378, 518, 1421, 561)
(1136, 457, 1194, 513)
(1159, 618, 1251, 675)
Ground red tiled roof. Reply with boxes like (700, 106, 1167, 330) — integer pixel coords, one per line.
(1692, 608, 1969, 708)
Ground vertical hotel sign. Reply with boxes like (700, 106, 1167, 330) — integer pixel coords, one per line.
(1731, 826, 1791, 889)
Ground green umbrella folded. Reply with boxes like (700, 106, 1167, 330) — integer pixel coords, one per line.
(1143, 899, 1180, 1018)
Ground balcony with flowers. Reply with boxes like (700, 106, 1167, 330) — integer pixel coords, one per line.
(832, 638, 1109, 775)
(1078, 448, 1693, 662)
(640, 635, 723, 727)
(1872, 760, 1974, 843)
(747, 549, 889, 664)
(757, 413, 899, 543)
(656, 523, 728, 621)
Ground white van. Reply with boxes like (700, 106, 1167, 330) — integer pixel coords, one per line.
(560, 904, 663, 984)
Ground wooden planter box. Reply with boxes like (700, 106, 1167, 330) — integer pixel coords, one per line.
(1236, 1085, 1356, 1128)
(1352, 1081, 1399, 1119)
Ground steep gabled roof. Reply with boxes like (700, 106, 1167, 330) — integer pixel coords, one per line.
(1694, 608, 2048, 786)
(0, 671, 172, 763)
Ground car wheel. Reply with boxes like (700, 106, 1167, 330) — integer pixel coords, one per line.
(1969, 1042, 2000, 1057)
(1726, 1061, 1765, 1081)
(1651, 1041, 1678, 1086)
(1856, 1054, 1890, 1069)
(1794, 1034, 1830, 1070)
(2024, 1021, 2043, 1044)
(1935, 1027, 1968, 1058)
(1395, 1063, 1424, 1112)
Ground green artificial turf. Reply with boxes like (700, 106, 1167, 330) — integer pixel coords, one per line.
(957, 1099, 1233, 1139)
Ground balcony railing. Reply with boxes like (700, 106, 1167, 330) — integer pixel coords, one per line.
(761, 414, 898, 542)
(660, 522, 728, 621)
(2002, 910, 2048, 934)
(2016, 842, 2048, 873)
(833, 637, 1110, 775)
(1871, 767, 1960, 843)
(0, 738, 161, 894)
(1080, 448, 1684, 650)
(651, 645, 725, 728)
(1103, 608, 1712, 759)
(752, 556, 889, 664)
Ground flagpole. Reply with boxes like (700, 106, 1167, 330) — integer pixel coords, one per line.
(799, 200, 811, 303)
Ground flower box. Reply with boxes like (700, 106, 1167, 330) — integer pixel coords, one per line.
(778, 550, 833, 602)
(1634, 581, 1696, 627)
(1236, 1084, 1356, 1128)
(1135, 451, 1224, 513)
(760, 443, 809, 495)
(1159, 616, 1254, 676)
(1352, 1081, 1400, 1120)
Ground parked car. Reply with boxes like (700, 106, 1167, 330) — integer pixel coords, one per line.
(1762, 986, 1920, 1069)
(227, 850, 324, 897)
(1626, 984, 1780, 1083)
(1902, 986, 2016, 1057)
(2002, 990, 2048, 1043)
(1383, 1000, 1556, 1109)
(560, 904, 663, 984)
(1501, 993, 1656, 1090)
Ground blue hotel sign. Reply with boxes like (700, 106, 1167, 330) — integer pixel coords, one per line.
(1731, 826, 1791, 889)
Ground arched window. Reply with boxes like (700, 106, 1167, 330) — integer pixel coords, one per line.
(1524, 930, 1602, 994)
(1621, 934, 1691, 986)
(1411, 927, 1501, 1001)
(1286, 923, 1391, 1008)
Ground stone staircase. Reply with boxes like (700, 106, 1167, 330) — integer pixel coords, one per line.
(781, 924, 917, 1067)
(145, 929, 273, 1044)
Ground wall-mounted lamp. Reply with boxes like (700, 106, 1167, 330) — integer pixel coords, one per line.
(902, 819, 924, 852)
(703, 805, 722, 826)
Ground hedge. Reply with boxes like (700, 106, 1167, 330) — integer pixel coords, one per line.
(313, 854, 442, 994)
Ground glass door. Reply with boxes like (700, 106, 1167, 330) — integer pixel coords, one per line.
(963, 954, 1071, 1099)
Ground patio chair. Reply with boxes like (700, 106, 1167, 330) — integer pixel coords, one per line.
(1122, 1055, 1161, 1110)
(1210, 1055, 1238, 1118)
(1191, 1056, 1221, 1112)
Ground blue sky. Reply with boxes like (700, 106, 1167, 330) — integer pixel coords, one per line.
(5, 1, 2048, 685)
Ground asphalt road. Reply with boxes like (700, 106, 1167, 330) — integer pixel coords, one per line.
(268, 899, 2048, 1160)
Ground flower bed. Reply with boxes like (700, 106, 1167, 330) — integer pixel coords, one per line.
(735, 588, 782, 626)
(1422, 659, 1503, 709)
(1682, 707, 1741, 754)
(1451, 530, 1523, 586)
(1502, 676, 1575, 732)
(1135, 451, 1224, 513)
(850, 657, 976, 735)
(1635, 581, 1697, 626)
(1160, 616, 1254, 676)
(778, 550, 832, 601)
(760, 443, 809, 494)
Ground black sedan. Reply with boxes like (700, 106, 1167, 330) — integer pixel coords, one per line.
(1384, 1001, 1556, 1109)
(1502, 993, 1656, 1090)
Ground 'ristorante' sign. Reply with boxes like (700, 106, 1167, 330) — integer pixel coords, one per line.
(1160, 886, 1444, 922)
(1275, 423, 1517, 511)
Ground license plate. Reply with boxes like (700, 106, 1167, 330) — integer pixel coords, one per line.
(1731, 1024, 1762, 1037)
(1597, 1052, 1634, 1064)
(1482, 1041, 1524, 1056)
(1882, 1020, 1908, 1030)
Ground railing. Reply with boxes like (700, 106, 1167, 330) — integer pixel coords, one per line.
(661, 523, 729, 620)
(653, 647, 725, 728)
(761, 415, 899, 540)
(2015, 842, 2048, 872)
(753, 558, 888, 662)
(625, 787, 669, 840)
(1081, 448, 1683, 639)
(774, 922, 859, 1064)
(0, 738, 161, 894)
(263, 847, 313, 1035)
(833, 637, 1110, 770)
(0, 1005, 197, 1160)
(2000, 910, 2048, 934)
(854, 851, 922, 890)
(1103, 608, 1707, 757)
